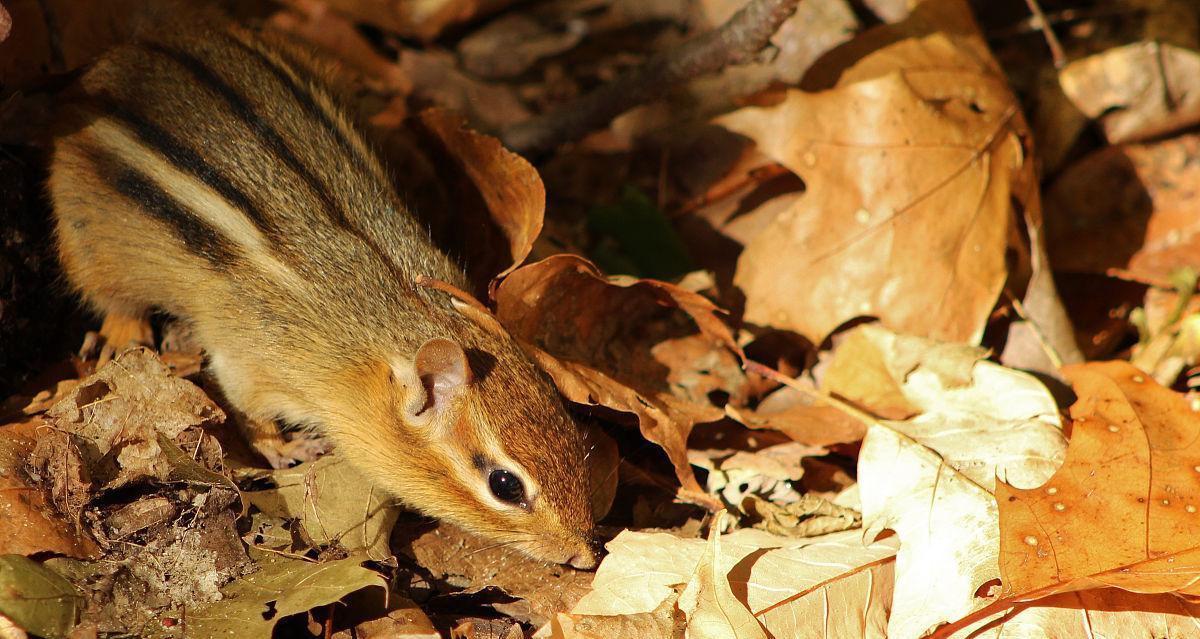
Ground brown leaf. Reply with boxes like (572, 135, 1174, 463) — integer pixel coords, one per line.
(998, 361, 1200, 599)
(494, 254, 741, 504)
(717, 0, 1022, 345)
(0, 417, 100, 558)
(1046, 134, 1200, 287)
(416, 109, 544, 284)
(398, 520, 594, 628)
(1059, 42, 1200, 144)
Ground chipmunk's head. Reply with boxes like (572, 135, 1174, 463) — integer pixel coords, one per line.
(350, 336, 597, 568)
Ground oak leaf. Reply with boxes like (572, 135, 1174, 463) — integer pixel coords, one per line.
(717, 0, 1020, 345)
(997, 361, 1200, 599)
(847, 325, 1065, 639)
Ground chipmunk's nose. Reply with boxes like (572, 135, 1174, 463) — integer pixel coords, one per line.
(566, 544, 598, 570)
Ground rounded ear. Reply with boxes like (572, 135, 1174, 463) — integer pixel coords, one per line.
(393, 338, 472, 423)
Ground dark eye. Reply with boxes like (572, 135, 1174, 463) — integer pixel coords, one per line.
(488, 469, 525, 505)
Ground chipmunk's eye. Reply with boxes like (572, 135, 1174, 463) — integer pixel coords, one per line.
(488, 469, 525, 505)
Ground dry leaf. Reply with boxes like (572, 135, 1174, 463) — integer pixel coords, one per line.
(718, 0, 1019, 345)
(245, 455, 400, 562)
(1059, 42, 1200, 144)
(849, 325, 1066, 639)
(947, 588, 1200, 639)
(573, 527, 896, 637)
(399, 520, 595, 628)
(677, 512, 768, 639)
(0, 417, 99, 558)
(726, 386, 867, 447)
(1046, 134, 1200, 286)
(494, 254, 740, 503)
(998, 361, 1200, 599)
(0, 3, 9, 43)
(415, 109, 544, 284)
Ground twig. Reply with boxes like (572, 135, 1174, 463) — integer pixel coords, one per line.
(1022, 0, 1066, 69)
(500, 0, 802, 155)
(1004, 289, 1064, 370)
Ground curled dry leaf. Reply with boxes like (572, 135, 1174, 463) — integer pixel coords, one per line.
(572, 526, 895, 637)
(416, 109, 544, 284)
(1059, 42, 1200, 144)
(847, 325, 1065, 639)
(997, 361, 1200, 599)
(0, 417, 100, 558)
(1046, 134, 1200, 287)
(717, 0, 1024, 346)
(494, 254, 742, 503)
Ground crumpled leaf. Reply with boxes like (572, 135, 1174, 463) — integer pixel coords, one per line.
(573, 527, 896, 637)
(37, 349, 225, 491)
(678, 512, 768, 639)
(998, 361, 1200, 599)
(0, 417, 99, 558)
(1059, 41, 1200, 144)
(245, 455, 399, 562)
(848, 324, 1065, 639)
(0, 555, 82, 639)
(494, 254, 742, 504)
(416, 109, 545, 286)
(154, 553, 384, 639)
(718, 0, 1018, 345)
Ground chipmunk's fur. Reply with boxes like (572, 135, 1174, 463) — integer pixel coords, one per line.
(48, 23, 596, 568)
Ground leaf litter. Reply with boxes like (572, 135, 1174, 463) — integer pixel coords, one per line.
(5, 0, 1200, 636)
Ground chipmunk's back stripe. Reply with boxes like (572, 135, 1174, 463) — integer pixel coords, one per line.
(220, 32, 382, 182)
(83, 145, 240, 268)
(87, 96, 281, 243)
(144, 43, 352, 230)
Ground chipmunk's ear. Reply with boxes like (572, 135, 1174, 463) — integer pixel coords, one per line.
(393, 338, 472, 423)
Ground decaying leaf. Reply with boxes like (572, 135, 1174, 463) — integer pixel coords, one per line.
(998, 361, 1200, 599)
(848, 324, 1065, 639)
(0, 417, 99, 558)
(948, 588, 1200, 639)
(157, 553, 384, 639)
(245, 455, 399, 562)
(399, 520, 595, 629)
(718, 0, 1020, 345)
(494, 254, 742, 503)
(1059, 42, 1200, 144)
(0, 555, 83, 639)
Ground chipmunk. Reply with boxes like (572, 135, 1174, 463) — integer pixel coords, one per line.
(47, 23, 597, 568)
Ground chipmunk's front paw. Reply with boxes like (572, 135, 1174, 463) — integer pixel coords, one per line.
(82, 311, 155, 367)
(252, 433, 333, 469)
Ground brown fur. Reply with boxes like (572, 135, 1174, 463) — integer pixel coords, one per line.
(47, 23, 596, 567)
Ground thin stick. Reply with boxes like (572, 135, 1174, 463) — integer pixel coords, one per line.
(1004, 289, 1065, 370)
(1022, 0, 1066, 68)
(500, 0, 802, 155)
